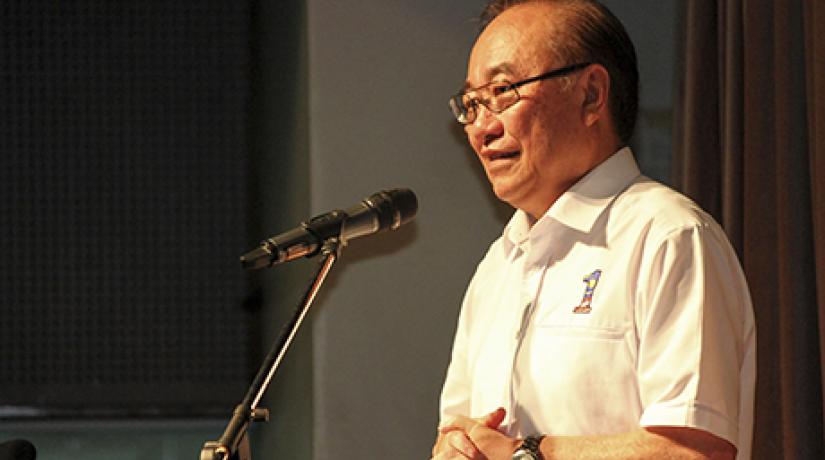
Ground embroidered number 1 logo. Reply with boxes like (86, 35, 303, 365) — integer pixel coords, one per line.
(573, 269, 602, 314)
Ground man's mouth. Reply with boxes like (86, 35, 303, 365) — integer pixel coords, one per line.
(489, 151, 520, 160)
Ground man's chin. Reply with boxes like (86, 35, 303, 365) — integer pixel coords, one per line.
(490, 183, 522, 207)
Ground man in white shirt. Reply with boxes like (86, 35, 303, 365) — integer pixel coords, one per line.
(432, 1, 755, 459)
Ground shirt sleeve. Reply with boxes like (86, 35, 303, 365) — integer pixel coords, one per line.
(634, 221, 753, 447)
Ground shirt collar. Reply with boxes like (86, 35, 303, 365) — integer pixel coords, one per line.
(502, 147, 641, 251)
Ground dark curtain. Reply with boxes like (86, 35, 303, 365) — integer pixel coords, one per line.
(673, 0, 825, 458)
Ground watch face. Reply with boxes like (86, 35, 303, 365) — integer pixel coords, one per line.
(512, 449, 538, 460)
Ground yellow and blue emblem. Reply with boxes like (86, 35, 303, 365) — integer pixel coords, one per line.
(573, 269, 602, 314)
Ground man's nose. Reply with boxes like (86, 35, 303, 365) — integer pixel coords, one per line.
(466, 105, 503, 146)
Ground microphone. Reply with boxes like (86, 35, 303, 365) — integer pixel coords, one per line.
(240, 188, 417, 269)
(0, 439, 36, 460)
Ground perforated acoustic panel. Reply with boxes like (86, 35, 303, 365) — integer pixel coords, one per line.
(0, 1, 254, 417)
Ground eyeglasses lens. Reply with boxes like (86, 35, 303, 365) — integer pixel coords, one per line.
(449, 81, 519, 124)
(450, 95, 474, 124)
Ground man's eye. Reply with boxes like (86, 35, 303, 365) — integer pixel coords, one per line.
(491, 83, 511, 96)
(462, 96, 478, 109)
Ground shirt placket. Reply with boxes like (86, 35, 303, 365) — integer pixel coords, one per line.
(504, 238, 549, 435)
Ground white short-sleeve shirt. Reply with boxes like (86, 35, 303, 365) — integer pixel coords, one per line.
(439, 148, 756, 459)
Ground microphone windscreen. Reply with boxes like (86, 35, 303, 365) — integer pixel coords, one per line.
(386, 188, 418, 226)
(366, 188, 418, 232)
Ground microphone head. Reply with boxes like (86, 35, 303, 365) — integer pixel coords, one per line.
(0, 439, 36, 460)
(365, 188, 418, 232)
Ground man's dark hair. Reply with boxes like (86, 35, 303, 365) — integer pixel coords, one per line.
(480, 0, 638, 146)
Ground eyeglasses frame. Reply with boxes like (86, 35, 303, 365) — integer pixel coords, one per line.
(449, 62, 592, 124)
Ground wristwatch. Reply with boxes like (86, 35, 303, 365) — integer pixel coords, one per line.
(512, 435, 545, 460)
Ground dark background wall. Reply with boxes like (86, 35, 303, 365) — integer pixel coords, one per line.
(0, 0, 676, 458)
(0, 0, 257, 457)
(0, 0, 254, 417)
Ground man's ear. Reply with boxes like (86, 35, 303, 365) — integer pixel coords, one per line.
(581, 64, 610, 126)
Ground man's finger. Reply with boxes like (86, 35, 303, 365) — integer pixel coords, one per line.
(446, 430, 479, 458)
(480, 407, 506, 428)
(439, 415, 478, 434)
(440, 407, 507, 434)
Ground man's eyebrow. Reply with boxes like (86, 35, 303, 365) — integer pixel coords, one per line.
(462, 62, 517, 91)
(486, 62, 517, 79)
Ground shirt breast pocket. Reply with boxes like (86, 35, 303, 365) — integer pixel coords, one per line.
(526, 321, 631, 384)
(527, 321, 632, 378)
(534, 323, 627, 340)
(516, 322, 641, 435)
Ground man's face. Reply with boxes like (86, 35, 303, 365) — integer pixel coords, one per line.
(464, 3, 591, 219)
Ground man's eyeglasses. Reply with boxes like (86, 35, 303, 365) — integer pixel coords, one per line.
(448, 62, 591, 125)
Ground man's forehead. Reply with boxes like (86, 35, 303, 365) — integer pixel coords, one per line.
(464, 57, 520, 88)
(466, 4, 562, 85)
